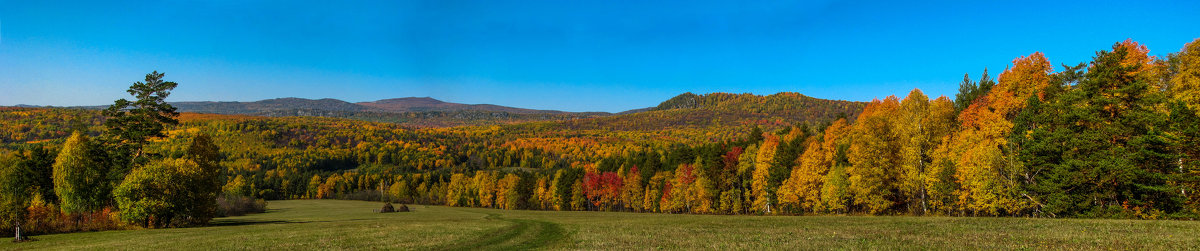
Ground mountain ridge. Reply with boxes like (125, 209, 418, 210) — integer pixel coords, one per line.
(167, 96, 604, 114)
(22, 92, 865, 128)
(355, 97, 575, 114)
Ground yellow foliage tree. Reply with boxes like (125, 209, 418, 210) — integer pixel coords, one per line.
(498, 173, 521, 210)
(1170, 38, 1200, 111)
(474, 171, 496, 208)
(779, 118, 850, 213)
(445, 173, 471, 207)
(923, 97, 960, 215)
(897, 89, 932, 214)
(847, 97, 901, 214)
(752, 135, 778, 213)
(940, 52, 1054, 215)
(621, 167, 644, 212)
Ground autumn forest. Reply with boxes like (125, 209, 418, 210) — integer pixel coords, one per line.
(3, 38, 1200, 240)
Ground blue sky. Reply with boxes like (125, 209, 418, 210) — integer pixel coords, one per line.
(2, 0, 1198, 112)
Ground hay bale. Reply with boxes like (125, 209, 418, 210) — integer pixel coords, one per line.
(380, 203, 395, 213)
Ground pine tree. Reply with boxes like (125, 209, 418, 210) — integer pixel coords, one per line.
(102, 71, 181, 190)
(1014, 41, 1182, 218)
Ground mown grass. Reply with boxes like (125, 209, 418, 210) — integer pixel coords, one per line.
(3, 200, 1198, 250)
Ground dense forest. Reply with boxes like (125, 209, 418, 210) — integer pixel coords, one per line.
(2, 38, 1200, 239)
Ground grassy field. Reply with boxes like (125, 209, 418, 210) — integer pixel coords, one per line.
(3, 200, 1199, 250)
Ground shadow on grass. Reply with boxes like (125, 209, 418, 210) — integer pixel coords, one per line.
(209, 217, 379, 227)
(209, 219, 308, 227)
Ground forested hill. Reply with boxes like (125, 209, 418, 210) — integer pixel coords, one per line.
(652, 92, 865, 121)
(544, 92, 867, 133)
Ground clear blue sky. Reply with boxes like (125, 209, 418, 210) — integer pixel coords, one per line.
(2, 0, 1198, 112)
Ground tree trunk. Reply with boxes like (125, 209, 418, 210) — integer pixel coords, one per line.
(14, 223, 20, 242)
(1022, 193, 1056, 218)
(1181, 158, 1188, 197)
(920, 187, 928, 215)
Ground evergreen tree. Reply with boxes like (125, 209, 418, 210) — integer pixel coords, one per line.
(1014, 42, 1182, 217)
(954, 69, 997, 112)
(102, 71, 181, 189)
(1170, 102, 1200, 212)
(18, 147, 57, 205)
(183, 134, 223, 225)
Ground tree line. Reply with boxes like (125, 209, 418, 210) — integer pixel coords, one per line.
(232, 38, 1200, 219)
(317, 39, 1200, 218)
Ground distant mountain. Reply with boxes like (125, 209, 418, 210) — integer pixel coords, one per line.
(166, 97, 613, 127)
(170, 97, 596, 115)
(616, 107, 654, 115)
(38, 93, 860, 129)
(356, 97, 573, 114)
(172, 98, 366, 115)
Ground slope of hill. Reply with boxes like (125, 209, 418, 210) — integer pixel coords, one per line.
(545, 92, 866, 132)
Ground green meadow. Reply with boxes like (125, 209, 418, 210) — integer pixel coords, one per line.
(4, 199, 1198, 250)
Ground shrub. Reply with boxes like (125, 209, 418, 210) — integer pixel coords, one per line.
(114, 158, 198, 228)
(7, 196, 127, 236)
(337, 190, 383, 202)
(380, 203, 395, 213)
(216, 195, 267, 217)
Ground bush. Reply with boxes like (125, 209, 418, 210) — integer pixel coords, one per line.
(395, 204, 410, 212)
(114, 158, 220, 228)
(337, 190, 383, 202)
(380, 203, 395, 213)
(216, 195, 267, 217)
(4, 196, 126, 236)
